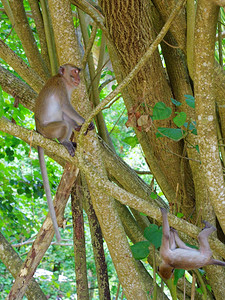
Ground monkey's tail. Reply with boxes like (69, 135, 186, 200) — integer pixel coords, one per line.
(211, 258, 225, 267)
(38, 146, 61, 242)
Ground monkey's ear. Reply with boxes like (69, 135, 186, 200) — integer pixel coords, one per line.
(59, 66, 65, 76)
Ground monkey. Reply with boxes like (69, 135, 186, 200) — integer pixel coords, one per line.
(158, 207, 225, 280)
(35, 63, 94, 242)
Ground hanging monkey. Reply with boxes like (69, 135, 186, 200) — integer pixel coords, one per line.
(35, 63, 94, 242)
(159, 207, 225, 280)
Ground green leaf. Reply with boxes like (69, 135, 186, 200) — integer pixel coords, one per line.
(0, 86, 4, 118)
(123, 136, 139, 148)
(195, 145, 200, 153)
(152, 102, 172, 120)
(173, 112, 187, 127)
(206, 284, 212, 292)
(174, 269, 185, 285)
(156, 128, 185, 141)
(183, 122, 197, 135)
(144, 224, 162, 249)
(131, 241, 151, 260)
(140, 212, 147, 216)
(176, 212, 184, 218)
(150, 192, 157, 199)
(184, 95, 195, 108)
(171, 98, 182, 106)
(196, 287, 203, 295)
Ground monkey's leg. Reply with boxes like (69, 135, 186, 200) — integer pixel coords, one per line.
(39, 121, 71, 139)
(198, 225, 216, 255)
(160, 208, 170, 251)
(171, 228, 194, 250)
(169, 229, 176, 249)
(62, 112, 81, 130)
(40, 121, 75, 156)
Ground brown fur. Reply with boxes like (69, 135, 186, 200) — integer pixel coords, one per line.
(159, 208, 225, 280)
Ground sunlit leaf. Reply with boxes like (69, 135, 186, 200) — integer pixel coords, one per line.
(150, 192, 157, 199)
(176, 212, 184, 218)
(122, 136, 139, 148)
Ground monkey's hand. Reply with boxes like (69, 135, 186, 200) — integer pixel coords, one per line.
(84, 122, 95, 135)
(202, 220, 216, 231)
(74, 125, 82, 132)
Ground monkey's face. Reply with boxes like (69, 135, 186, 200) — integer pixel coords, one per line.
(70, 68, 81, 86)
(158, 263, 174, 280)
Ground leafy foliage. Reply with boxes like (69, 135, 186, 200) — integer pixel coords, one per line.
(131, 223, 162, 260)
(152, 102, 172, 120)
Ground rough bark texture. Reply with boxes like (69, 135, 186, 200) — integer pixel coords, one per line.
(0, 233, 47, 300)
(82, 175, 111, 300)
(7, 163, 79, 299)
(1, 0, 225, 298)
(47, 1, 148, 299)
(71, 177, 89, 299)
(100, 0, 195, 213)
(194, 2, 225, 298)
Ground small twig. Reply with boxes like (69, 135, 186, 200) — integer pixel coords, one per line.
(82, 23, 98, 69)
(109, 107, 125, 135)
(115, 283, 120, 300)
(28, 129, 33, 157)
(134, 170, 152, 175)
(3, 24, 15, 42)
(99, 77, 116, 92)
(102, 95, 121, 110)
(87, 58, 111, 94)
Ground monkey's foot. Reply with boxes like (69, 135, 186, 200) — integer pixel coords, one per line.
(202, 220, 216, 231)
(160, 207, 168, 214)
(75, 125, 82, 132)
(170, 227, 178, 233)
(84, 122, 95, 135)
(61, 141, 75, 157)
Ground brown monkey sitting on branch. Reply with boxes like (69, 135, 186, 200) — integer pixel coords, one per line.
(159, 207, 225, 280)
(35, 63, 94, 242)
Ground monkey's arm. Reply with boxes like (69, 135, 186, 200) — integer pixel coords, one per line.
(171, 228, 195, 250)
(62, 102, 85, 125)
(160, 207, 170, 251)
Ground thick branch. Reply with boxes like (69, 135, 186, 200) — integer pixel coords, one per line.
(78, 0, 186, 135)
(7, 163, 79, 300)
(71, 178, 89, 299)
(70, 0, 106, 35)
(28, 0, 51, 71)
(48, 1, 148, 298)
(0, 66, 37, 111)
(194, 1, 225, 231)
(0, 40, 44, 93)
(8, 0, 49, 79)
(1, 117, 225, 259)
(0, 232, 47, 300)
